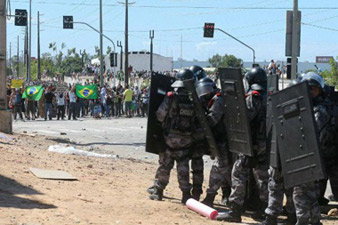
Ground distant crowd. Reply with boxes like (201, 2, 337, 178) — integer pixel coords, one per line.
(7, 82, 150, 121)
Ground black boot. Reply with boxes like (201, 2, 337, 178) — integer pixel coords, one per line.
(181, 191, 192, 204)
(147, 185, 155, 194)
(149, 187, 163, 201)
(221, 186, 231, 205)
(285, 212, 297, 225)
(191, 188, 203, 201)
(251, 202, 268, 220)
(318, 196, 329, 206)
(201, 193, 216, 208)
(216, 202, 242, 222)
(261, 215, 277, 225)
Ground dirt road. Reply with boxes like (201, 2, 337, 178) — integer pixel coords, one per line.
(0, 132, 337, 225)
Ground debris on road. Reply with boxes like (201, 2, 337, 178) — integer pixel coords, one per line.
(48, 145, 119, 159)
(0, 132, 12, 140)
(30, 167, 77, 180)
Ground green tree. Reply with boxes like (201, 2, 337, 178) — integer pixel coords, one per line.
(321, 58, 338, 89)
(208, 54, 223, 68)
(67, 47, 76, 57)
(208, 54, 242, 68)
(93, 46, 100, 58)
(60, 54, 83, 75)
(106, 46, 112, 55)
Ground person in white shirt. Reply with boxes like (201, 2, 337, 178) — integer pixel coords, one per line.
(68, 88, 77, 120)
(101, 85, 108, 117)
(268, 60, 277, 74)
(57, 92, 65, 120)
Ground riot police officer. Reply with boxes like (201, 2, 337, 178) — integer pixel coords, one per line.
(189, 65, 207, 200)
(147, 66, 206, 201)
(318, 84, 338, 205)
(262, 80, 299, 225)
(192, 77, 232, 208)
(218, 67, 269, 222)
(149, 69, 196, 204)
(291, 72, 330, 225)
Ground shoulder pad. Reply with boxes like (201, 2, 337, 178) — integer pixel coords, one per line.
(167, 92, 174, 97)
(252, 90, 260, 96)
(216, 92, 221, 97)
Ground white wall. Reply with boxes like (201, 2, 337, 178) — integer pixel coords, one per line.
(105, 52, 173, 72)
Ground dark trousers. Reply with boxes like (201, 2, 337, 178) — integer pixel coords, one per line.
(142, 103, 149, 117)
(68, 102, 76, 120)
(57, 105, 65, 120)
(110, 102, 115, 116)
(14, 104, 23, 119)
(115, 102, 122, 117)
(44, 103, 53, 120)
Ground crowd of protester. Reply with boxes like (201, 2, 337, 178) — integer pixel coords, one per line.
(6, 80, 150, 121)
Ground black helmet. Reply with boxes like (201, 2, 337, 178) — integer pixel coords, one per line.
(245, 67, 267, 91)
(196, 77, 216, 101)
(190, 65, 207, 80)
(171, 69, 195, 88)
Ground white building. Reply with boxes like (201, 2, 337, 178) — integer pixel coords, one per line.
(105, 51, 173, 73)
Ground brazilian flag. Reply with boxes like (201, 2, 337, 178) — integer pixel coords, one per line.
(76, 84, 98, 99)
(22, 85, 44, 101)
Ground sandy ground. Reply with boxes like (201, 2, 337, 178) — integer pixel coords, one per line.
(0, 132, 337, 225)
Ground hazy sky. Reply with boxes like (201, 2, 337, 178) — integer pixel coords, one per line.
(6, 0, 338, 62)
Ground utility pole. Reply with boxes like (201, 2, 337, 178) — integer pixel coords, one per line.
(24, 24, 28, 80)
(17, 35, 19, 78)
(37, 11, 41, 80)
(99, 0, 104, 87)
(291, 0, 299, 79)
(180, 35, 183, 68)
(9, 42, 11, 74)
(117, 40, 123, 72)
(0, 0, 13, 133)
(149, 30, 154, 74)
(124, 0, 129, 86)
(28, 0, 32, 82)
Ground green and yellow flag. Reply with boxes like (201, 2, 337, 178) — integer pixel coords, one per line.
(22, 85, 44, 101)
(76, 84, 98, 99)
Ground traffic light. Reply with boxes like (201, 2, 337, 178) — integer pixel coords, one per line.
(110, 53, 117, 67)
(15, 9, 27, 26)
(63, 16, 73, 29)
(204, 23, 215, 38)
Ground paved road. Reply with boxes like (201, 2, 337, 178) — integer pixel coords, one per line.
(13, 117, 215, 167)
(14, 117, 150, 159)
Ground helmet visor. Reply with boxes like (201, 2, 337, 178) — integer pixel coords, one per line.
(171, 80, 184, 88)
(196, 83, 215, 99)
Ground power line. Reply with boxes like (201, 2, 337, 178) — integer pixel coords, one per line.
(9, 1, 338, 10)
(43, 0, 90, 23)
(302, 22, 338, 33)
(306, 14, 338, 24)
